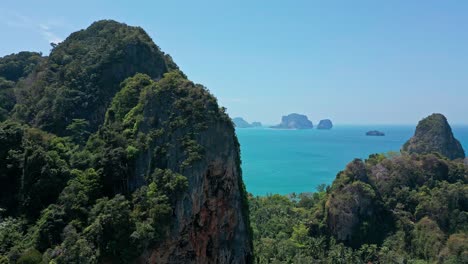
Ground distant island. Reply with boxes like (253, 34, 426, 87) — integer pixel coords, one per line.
(271, 113, 314, 129)
(251, 121, 262, 127)
(232, 117, 262, 128)
(366, 130, 385, 136)
(317, 119, 333, 129)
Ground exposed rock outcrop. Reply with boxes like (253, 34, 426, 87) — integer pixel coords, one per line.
(325, 159, 389, 247)
(317, 119, 333, 129)
(104, 72, 253, 263)
(402, 113, 465, 160)
(1, 20, 253, 264)
(271, 113, 313, 129)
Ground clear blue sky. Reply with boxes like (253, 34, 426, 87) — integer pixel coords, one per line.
(1, 0, 467, 125)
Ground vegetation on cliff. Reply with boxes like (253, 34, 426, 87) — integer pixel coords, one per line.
(0, 20, 251, 263)
(403, 113, 465, 160)
(10, 20, 176, 135)
(0, 52, 43, 121)
(1, 18, 466, 264)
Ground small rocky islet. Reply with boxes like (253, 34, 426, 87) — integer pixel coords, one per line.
(366, 130, 385, 136)
(317, 119, 333, 129)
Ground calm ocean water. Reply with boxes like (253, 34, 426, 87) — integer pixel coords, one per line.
(236, 125, 468, 195)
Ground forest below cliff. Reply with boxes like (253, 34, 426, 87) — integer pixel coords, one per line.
(249, 114, 467, 264)
(250, 153, 467, 263)
(0, 20, 466, 264)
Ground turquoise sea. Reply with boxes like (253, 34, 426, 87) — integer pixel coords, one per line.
(236, 125, 468, 195)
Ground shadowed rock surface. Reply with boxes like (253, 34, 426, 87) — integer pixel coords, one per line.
(271, 113, 313, 129)
(317, 119, 333, 129)
(402, 113, 465, 160)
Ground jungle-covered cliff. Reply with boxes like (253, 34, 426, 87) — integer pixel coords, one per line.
(0, 20, 252, 264)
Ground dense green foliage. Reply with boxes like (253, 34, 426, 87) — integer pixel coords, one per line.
(0, 20, 240, 263)
(1, 19, 466, 264)
(0, 71, 227, 262)
(0, 52, 43, 82)
(11, 20, 176, 135)
(0, 119, 189, 263)
(0, 52, 43, 121)
(250, 153, 468, 263)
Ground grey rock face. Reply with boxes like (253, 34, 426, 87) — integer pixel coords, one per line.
(402, 113, 465, 160)
(317, 119, 333, 129)
(128, 78, 253, 264)
(271, 113, 313, 129)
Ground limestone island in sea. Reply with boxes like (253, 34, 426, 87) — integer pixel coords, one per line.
(233, 117, 262, 128)
(271, 113, 314, 129)
(317, 119, 333, 129)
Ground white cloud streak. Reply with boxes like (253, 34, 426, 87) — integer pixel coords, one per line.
(1, 9, 64, 44)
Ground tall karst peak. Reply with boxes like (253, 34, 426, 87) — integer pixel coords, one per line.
(13, 20, 176, 134)
(402, 113, 465, 160)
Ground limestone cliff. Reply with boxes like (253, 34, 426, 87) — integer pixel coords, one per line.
(12, 20, 174, 134)
(402, 113, 465, 160)
(317, 119, 333, 129)
(103, 72, 253, 263)
(271, 113, 313, 129)
(0, 20, 252, 264)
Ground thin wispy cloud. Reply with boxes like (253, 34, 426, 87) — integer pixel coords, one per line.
(0, 9, 64, 44)
(38, 22, 63, 43)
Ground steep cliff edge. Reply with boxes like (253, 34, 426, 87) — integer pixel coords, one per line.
(0, 20, 252, 264)
(402, 113, 465, 159)
(101, 72, 252, 263)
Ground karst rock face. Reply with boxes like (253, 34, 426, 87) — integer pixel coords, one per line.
(139, 122, 252, 263)
(4, 19, 253, 263)
(317, 119, 333, 129)
(78, 20, 254, 262)
(121, 76, 253, 263)
(91, 24, 254, 263)
(271, 113, 314, 129)
(13, 20, 172, 134)
(402, 113, 465, 160)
